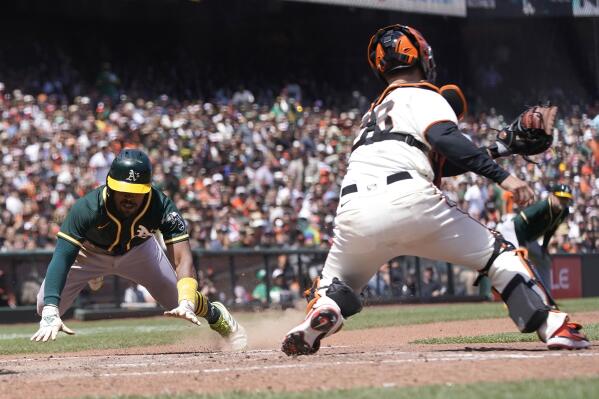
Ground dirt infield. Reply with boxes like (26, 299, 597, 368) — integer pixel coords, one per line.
(1, 311, 598, 398)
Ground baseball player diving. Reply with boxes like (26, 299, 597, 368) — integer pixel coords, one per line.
(496, 184, 575, 289)
(31, 149, 247, 350)
(281, 24, 589, 355)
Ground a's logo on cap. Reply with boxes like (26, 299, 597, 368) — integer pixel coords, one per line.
(126, 169, 140, 182)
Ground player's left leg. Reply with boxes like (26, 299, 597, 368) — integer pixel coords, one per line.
(411, 196, 589, 350)
(117, 238, 247, 350)
(282, 180, 409, 356)
(495, 219, 520, 248)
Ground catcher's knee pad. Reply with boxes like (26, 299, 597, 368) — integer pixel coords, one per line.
(306, 277, 363, 318)
(488, 251, 551, 333)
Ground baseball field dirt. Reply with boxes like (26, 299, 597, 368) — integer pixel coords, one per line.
(1, 307, 598, 398)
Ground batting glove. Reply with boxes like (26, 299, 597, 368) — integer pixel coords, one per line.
(31, 305, 75, 342)
(164, 299, 202, 326)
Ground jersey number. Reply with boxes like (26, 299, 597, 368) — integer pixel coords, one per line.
(354, 100, 394, 148)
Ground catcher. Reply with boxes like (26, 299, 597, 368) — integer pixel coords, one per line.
(281, 24, 589, 355)
(31, 149, 247, 350)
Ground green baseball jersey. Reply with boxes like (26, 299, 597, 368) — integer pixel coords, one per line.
(57, 185, 189, 255)
(513, 198, 568, 248)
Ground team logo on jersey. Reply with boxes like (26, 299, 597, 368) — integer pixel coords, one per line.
(163, 212, 186, 232)
(135, 225, 154, 239)
(126, 169, 140, 182)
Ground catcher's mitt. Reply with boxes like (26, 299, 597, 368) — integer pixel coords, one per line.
(497, 105, 558, 157)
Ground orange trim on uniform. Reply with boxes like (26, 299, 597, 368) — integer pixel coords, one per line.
(514, 248, 556, 306)
(422, 119, 453, 142)
(439, 84, 468, 120)
(370, 81, 440, 111)
(431, 151, 446, 188)
(375, 43, 386, 73)
(514, 248, 535, 279)
(305, 277, 321, 314)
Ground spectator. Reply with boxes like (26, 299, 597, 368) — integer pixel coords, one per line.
(88, 141, 115, 186)
(122, 282, 156, 307)
(96, 62, 120, 101)
(0, 269, 16, 307)
(420, 267, 443, 298)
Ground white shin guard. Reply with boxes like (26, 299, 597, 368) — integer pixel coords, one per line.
(487, 251, 568, 336)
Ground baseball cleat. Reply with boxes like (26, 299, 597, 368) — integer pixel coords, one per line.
(547, 321, 590, 350)
(281, 302, 343, 356)
(209, 302, 247, 351)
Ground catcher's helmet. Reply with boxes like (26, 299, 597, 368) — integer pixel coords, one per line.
(107, 149, 152, 194)
(551, 184, 573, 200)
(367, 24, 436, 83)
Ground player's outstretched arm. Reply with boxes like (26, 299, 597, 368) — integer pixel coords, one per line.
(427, 121, 509, 183)
(31, 238, 80, 342)
(427, 121, 535, 207)
(163, 240, 202, 326)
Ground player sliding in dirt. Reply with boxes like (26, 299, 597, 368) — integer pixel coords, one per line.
(281, 24, 590, 355)
(31, 149, 247, 350)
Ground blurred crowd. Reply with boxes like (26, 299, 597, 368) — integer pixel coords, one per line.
(1, 80, 598, 257)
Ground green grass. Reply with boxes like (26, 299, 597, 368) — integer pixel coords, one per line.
(89, 378, 599, 399)
(0, 317, 201, 355)
(2, 297, 597, 355)
(344, 297, 599, 331)
(412, 322, 599, 345)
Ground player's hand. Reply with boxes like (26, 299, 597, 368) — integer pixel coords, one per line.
(164, 299, 201, 326)
(30, 305, 75, 342)
(500, 175, 535, 207)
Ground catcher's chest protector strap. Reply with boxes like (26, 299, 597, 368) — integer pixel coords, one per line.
(351, 130, 429, 155)
(474, 236, 515, 286)
(501, 274, 550, 333)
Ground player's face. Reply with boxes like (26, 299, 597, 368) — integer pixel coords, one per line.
(557, 196, 571, 208)
(112, 191, 145, 217)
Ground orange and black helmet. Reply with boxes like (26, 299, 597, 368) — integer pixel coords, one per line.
(367, 24, 436, 83)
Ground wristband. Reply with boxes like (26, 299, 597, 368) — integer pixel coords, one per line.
(177, 277, 198, 306)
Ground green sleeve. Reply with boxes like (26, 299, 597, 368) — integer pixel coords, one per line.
(542, 208, 569, 249)
(56, 196, 96, 247)
(160, 197, 189, 245)
(519, 200, 549, 224)
(43, 238, 81, 306)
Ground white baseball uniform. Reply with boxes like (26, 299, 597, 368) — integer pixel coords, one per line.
(320, 84, 567, 340)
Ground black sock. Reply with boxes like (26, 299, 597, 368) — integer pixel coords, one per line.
(205, 302, 221, 324)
